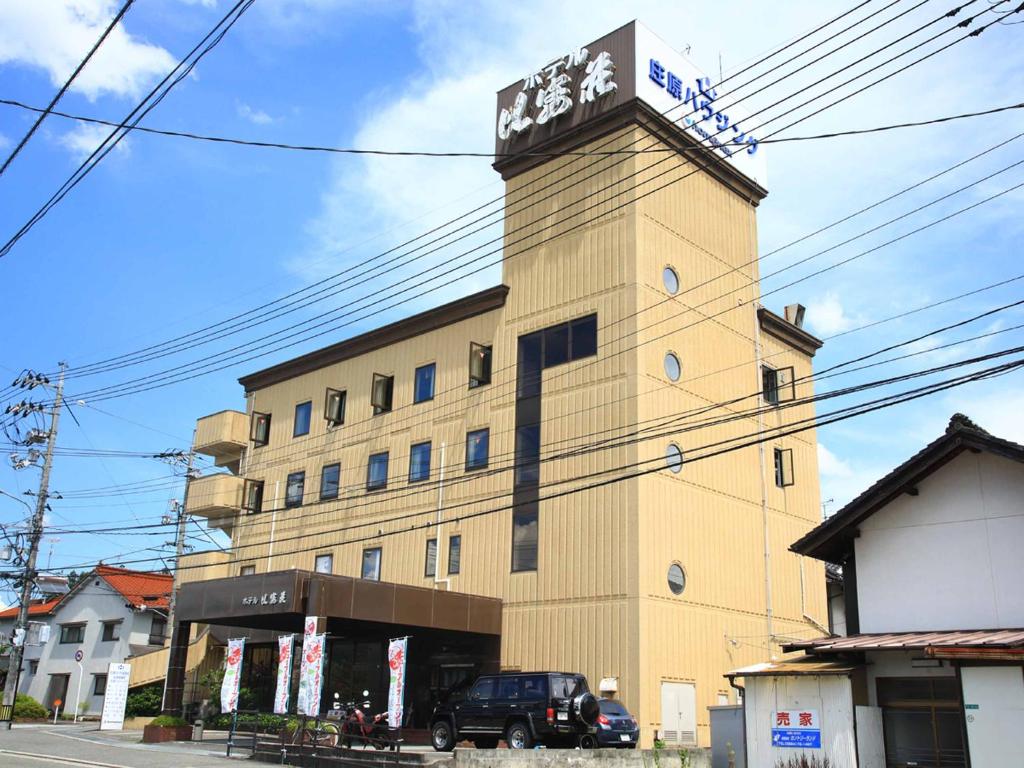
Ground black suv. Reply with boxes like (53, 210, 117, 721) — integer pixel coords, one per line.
(430, 672, 600, 750)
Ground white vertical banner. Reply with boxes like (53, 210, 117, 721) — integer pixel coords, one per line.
(303, 615, 317, 637)
(274, 635, 294, 715)
(99, 663, 131, 731)
(387, 637, 408, 728)
(296, 633, 325, 716)
(221, 638, 245, 714)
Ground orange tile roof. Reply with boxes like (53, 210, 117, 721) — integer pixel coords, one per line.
(96, 565, 173, 609)
(0, 597, 62, 620)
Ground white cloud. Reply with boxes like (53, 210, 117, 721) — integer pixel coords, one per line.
(940, 386, 1024, 445)
(0, 0, 176, 101)
(58, 121, 130, 161)
(817, 443, 852, 478)
(0, 133, 10, 151)
(237, 102, 276, 125)
(806, 292, 854, 337)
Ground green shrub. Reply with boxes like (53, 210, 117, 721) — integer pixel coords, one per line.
(149, 714, 188, 727)
(206, 712, 292, 731)
(125, 684, 163, 717)
(13, 694, 46, 720)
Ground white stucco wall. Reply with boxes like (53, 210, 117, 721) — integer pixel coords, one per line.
(854, 451, 1024, 633)
(960, 665, 1024, 766)
(743, 675, 857, 768)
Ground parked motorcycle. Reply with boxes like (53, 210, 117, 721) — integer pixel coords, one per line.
(340, 690, 393, 750)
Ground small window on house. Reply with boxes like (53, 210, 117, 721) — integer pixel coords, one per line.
(424, 539, 437, 577)
(762, 365, 795, 405)
(663, 266, 680, 295)
(666, 444, 684, 473)
(667, 563, 686, 595)
(101, 621, 121, 642)
(448, 535, 462, 575)
(469, 343, 492, 388)
(240, 564, 255, 576)
(314, 553, 333, 574)
(242, 479, 264, 514)
(320, 463, 341, 500)
(774, 447, 795, 487)
(409, 442, 431, 483)
(325, 388, 347, 426)
(664, 352, 681, 382)
(29, 660, 38, 674)
(367, 452, 389, 491)
(293, 401, 312, 437)
(466, 428, 490, 470)
(251, 412, 271, 447)
(60, 623, 85, 644)
(94, 674, 107, 696)
(371, 373, 394, 415)
(149, 616, 167, 644)
(414, 364, 436, 403)
(285, 471, 305, 507)
(362, 547, 382, 581)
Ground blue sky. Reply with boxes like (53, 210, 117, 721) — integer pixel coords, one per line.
(1, 0, 1023, 597)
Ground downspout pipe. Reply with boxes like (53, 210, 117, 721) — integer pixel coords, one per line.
(434, 441, 450, 590)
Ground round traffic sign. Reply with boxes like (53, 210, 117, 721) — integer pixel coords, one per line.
(74, 650, 83, 662)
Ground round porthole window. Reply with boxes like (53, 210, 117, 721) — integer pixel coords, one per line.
(665, 443, 684, 473)
(664, 352, 681, 382)
(663, 266, 679, 295)
(668, 563, 686, 595)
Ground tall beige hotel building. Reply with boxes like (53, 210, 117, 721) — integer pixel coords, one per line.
(162, 21, 827, 747)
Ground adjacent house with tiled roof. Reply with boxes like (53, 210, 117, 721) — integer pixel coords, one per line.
(1, 565, 171, 716)
(727, 414, 1024, 768)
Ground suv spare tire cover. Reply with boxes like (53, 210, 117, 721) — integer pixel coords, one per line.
(573, 692, 600, 725)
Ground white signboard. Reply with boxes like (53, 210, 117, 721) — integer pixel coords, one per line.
(99, 663, 131, 731)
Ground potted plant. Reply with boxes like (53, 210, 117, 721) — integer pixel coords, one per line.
(142, 714, 193, 743)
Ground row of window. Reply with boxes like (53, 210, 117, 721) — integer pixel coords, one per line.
(664, 441, 795, 488)
(250, 343, 494, 447)
(57, 616, 166, 645)
(244, 428, 492, 512)
(25, 663, 109, 697)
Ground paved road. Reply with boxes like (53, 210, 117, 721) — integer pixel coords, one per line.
(0, 723, 242, 768)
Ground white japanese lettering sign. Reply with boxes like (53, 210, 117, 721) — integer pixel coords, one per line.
(99, 663, 131, 731)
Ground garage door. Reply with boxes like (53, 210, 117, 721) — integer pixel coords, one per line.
(661, 681, 697, 745)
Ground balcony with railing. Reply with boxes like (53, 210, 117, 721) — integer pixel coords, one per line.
(185, 473, 243, 535)
(194, 410, 248, 471)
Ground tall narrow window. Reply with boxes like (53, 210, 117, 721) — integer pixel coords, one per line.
(448, 535, 462, 575)
(314, 553, 333, 574)
(293, 401, 312, 437)
(774, 448, 794, 487)
(466, 428, 490, 470)
(424, 539, 437, 577)
(285, 470, 305, 507)
(320, 463, 341, 500)
(367, 452, 389, 490)
(101, 621, 121, 642)
(762, 365, 795, 405)
(325, 388, 347, 426)
(514, 423, 540, 486)
(362, 547, 382, 580)
(242, 479, 264, 514)
(371, 373, 394, 415)
(409, 442, 431, 483)
(512, 506, 538, 572)
(469, 343, 492, 388)
(414, 363, 436, 403)
(94, 675, 107, 696)
(251, 412, 271, 447)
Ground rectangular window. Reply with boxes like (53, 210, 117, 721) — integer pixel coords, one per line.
(514, 423, 540, 487)
(512, 506, 538, 572)
(242, 479, 264, 514)
(101, 621, 121, 642)
(285, 470, 305, 507)
(465, 428, 490, 470)
(762, 365, 795, 405)
(424, 539, 437, 577)
(29, 660, 38, 674)
(361, 547, 382, 581)
(293, 401, 313, 437)
(569, 314, 598, 359)
(367, 452, 389, 491)
(59, 623, 85, 644)
(240, 565, 255, 576)
(371, 373, 394, 415)
(543, 323, 570, 368)
(448, 535, 461, 575)
(408, 441, 431, 483)
(469, 343, 492, 388)
(251, 412, 271, 447)
(149, 616, 167, 645)
(314, 553, 333, 574)
(517, 332, 543, 400)
(94, 674, 107, 697)
(325, 388, 347, 426)
(414, 363, 436, 403)
(774, 447, 795, 487)
(320, 463, 341, 500)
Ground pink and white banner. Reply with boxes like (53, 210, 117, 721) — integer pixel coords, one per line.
(303, 615, 317, 637)
(296, 633, 325, 716)
(220, 638, 245, 714)
(387, 637, 408, 727)
(273, 635, 294, 715)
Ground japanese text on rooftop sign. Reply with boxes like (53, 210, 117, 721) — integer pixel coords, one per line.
(771, 709, 821, 749)
(497, 46, 618, 140)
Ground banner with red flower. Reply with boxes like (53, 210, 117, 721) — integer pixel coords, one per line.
(296, 633, 325, 716)
(387, 637, 408, 727)
(273, 634, 294, 715)
(220, 638, 245, 714)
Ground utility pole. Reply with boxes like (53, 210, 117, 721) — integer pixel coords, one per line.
(160, 442, 195, 711)
(2, 362, 65, 723)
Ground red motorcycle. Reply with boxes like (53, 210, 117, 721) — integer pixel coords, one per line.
(340, 691, 393, 750)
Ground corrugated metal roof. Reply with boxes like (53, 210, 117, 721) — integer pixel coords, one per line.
(727, 658, 861, 677)
(785, 629, 1024, 653)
